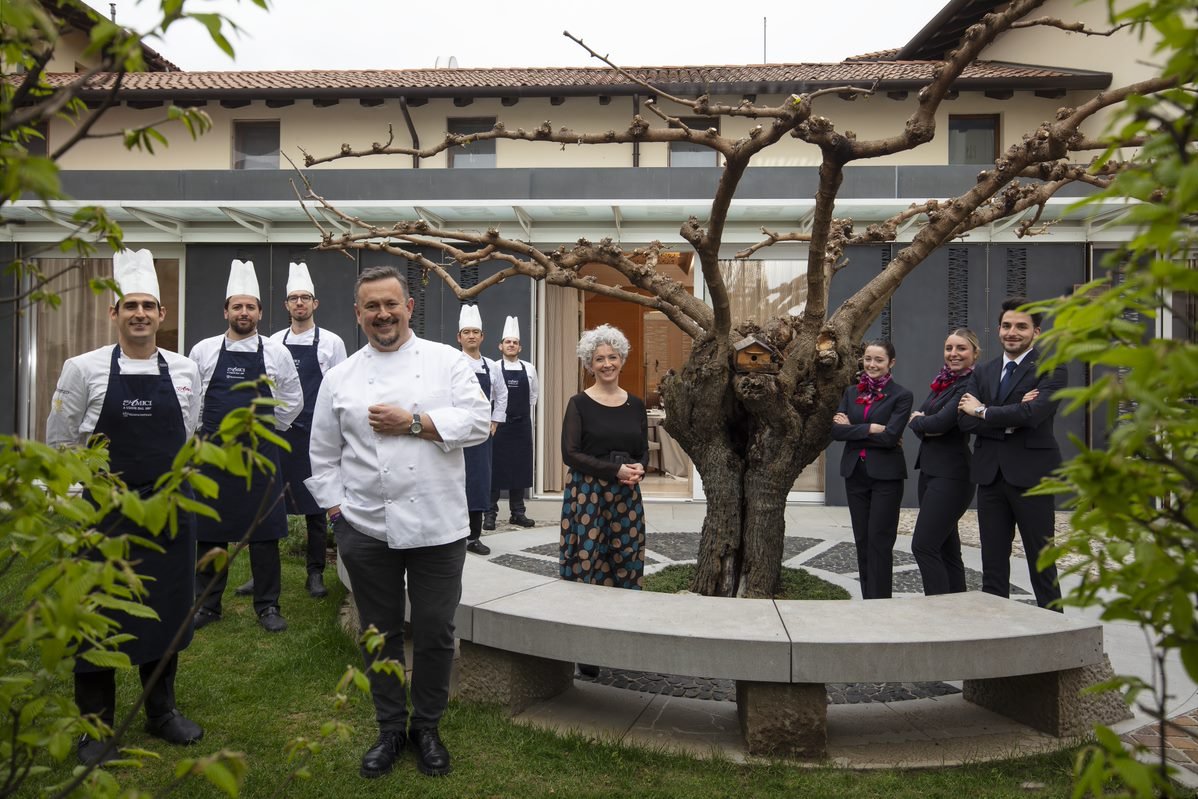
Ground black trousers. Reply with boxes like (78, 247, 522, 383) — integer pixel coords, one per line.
(75, 653, 179, 727)
(488, 488, 526, 516)
(911, 471, 973, 595)
(196, 539, 281, 615)
(977, 474, 1062, 610)
(845, 459, 903, 600)
(335, 519, 465, 732)
(304, 513, 327, 574)
(468, 511, 482, 541)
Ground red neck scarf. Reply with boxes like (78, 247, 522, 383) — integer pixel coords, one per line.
(930, 365, 972, 395)
(855, 372, 892, 405)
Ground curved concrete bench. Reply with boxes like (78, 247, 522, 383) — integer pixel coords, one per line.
(452, 558, 1126, 758)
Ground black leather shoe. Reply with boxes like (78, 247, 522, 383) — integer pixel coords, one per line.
(193, 607, 220, 629)
(306, 572, 328, 598)
(234, 579, 254, 596)
(77, 735, 116, 767)
(359, 730, 405, 778)
(257, 606, 287, 633)
(509, 514, 537, 528)
(482, 513, 496, 531)
(466, 538, 491, 556)
(411, 726, 451, 776)
(145, 708, 204, 745)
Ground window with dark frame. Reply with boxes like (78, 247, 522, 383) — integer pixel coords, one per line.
(447, 118, 497, 168)
(948, 115, 999, 165)
(233, 120, 280, 170)
(668, 116, 720, 168)
(25, 122, 48, 158)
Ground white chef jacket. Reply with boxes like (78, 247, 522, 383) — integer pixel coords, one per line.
(46, 345, 202, 446)
(500, 357, 539, 418)
(305, 334, 491, 549)
(268, 325, 348, 375)
(187, 332, 303, 431)
(464, 353, 507, 423)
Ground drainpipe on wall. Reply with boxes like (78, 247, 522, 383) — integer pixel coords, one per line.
(399, 98, 420, 169)
(632, 94, 640, 168)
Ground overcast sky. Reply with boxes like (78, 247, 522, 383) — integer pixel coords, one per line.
(107, 0, 948, 71)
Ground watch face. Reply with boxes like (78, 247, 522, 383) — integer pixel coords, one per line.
(410, 419, 423, 435)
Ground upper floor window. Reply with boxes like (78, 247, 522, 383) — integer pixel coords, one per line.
(948, 115, 999, 165)
(669, 117, 720, 168)
(447, 118, 496, 168)
(233, 120, 280, 170)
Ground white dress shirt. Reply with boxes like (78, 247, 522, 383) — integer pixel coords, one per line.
(268, 325, 348, 375)
(500, 357, 539, 417)
(464, 353, 507, 423)
(187, 332, 303, 431)
(47, 345, 202, 446)
(305, 335, 491, 549)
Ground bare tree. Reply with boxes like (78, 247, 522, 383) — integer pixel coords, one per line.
(294, 0, 1178, 597)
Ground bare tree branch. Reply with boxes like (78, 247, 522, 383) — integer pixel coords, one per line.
(1010, 17, 1137, 36)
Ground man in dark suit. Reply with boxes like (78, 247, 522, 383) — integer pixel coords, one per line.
(959, 297, 1068, 610)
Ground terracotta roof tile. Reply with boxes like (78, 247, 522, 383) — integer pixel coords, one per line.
(40, 61, 1108, 98)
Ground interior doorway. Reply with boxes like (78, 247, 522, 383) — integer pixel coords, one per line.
(578, 254, 695, 499)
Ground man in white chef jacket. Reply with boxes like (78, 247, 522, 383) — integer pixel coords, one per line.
(305, 265, 489, 779)
(187, 259, 302, 633)
(47, 248, 205, 765)
(231, 263, 347, 600)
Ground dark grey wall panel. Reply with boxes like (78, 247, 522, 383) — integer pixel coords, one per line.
(54, 166, 1102, 203)
(266, 247, 360, 352)
(183, 244, 273, 351)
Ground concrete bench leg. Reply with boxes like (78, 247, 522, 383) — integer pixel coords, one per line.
(456, 641, 574, 714)
(735, 681, 827, 758)
(963, 654, 1131, 736)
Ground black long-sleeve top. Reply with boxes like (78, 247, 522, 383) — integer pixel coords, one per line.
(561, 392, 649, 481)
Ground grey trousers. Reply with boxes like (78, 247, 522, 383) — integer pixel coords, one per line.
(335, 518, 465, 732)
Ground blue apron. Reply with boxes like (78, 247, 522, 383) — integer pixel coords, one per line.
(78, 345, 194, 671)
(280, 327, 323, 515)
(195, 337, 287, 543)
(491, 361, 533, 490)
(463, 360, 493, 511)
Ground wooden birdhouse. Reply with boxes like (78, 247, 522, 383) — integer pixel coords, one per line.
(733, 336, 781, 374)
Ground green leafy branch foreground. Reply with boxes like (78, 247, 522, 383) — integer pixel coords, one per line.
(1028, 1, 1198, 796)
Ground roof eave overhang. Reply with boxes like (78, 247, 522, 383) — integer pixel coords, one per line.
(68, 73, 1113, 103)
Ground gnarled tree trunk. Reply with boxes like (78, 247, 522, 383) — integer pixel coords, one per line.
(663, 322, 855, 598)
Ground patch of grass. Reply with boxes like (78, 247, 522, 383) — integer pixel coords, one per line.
(12, 529, 1085, 799)
(645, 563, 850, 600)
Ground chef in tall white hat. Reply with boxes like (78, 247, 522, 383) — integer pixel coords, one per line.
(487, 315, 540, 530)
(187, 258, 302, 633)
(456, 304, 507, 554)
(47, 248, 207, 765)
(253, 261, 348, 599)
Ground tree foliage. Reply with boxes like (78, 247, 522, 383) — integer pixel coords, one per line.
(1029, 0, 1198, 794)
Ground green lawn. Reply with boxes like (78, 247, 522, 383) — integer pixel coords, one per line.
(645, 563, 852, 600)
(19, 527, 1088, 798)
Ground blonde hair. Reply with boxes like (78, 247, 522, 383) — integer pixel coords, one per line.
(947, 327, 982, 360)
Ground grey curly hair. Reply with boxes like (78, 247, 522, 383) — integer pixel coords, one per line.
(577, 324, 631, 372)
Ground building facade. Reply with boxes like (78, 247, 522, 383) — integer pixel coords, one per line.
(3, 0, 1176, 505)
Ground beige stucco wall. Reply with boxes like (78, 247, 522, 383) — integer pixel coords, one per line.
(47, 2, 1160, 175)
(48, 88, 1105, 172)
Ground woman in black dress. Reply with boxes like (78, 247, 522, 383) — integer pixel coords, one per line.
(830, 340, 913, 600)
(908, 328, 980, 595)
(559, 324, 648, 589)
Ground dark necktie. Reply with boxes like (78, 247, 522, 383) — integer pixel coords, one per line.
(1000, 360, 1017, 391)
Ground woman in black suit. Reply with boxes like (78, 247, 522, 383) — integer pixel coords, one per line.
(907, 329, 980, 595)
(831, 340, 913, 600)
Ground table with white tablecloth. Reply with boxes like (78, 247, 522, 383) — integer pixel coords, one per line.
(646, 410, 689, 478)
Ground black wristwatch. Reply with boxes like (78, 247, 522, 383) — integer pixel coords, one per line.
(408, 413, 423, 437)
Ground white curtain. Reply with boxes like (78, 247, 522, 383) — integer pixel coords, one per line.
(542, 284, 581, 492)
